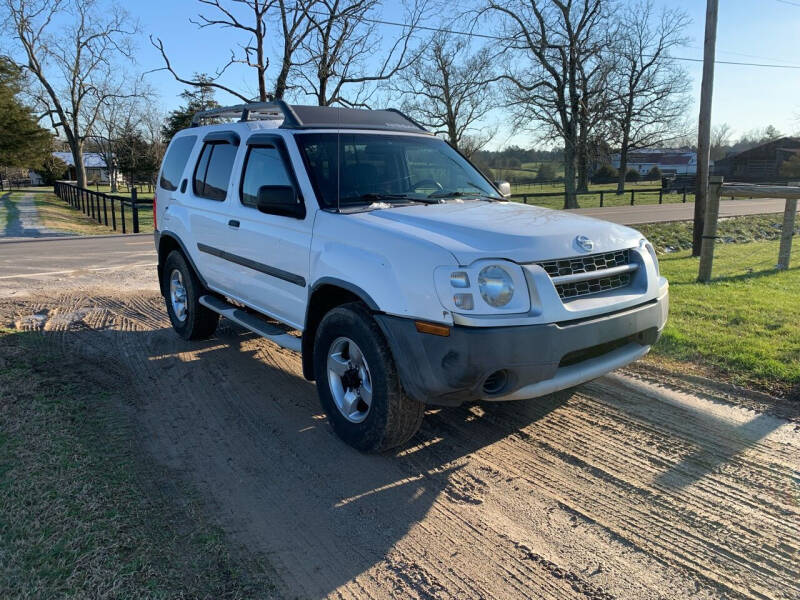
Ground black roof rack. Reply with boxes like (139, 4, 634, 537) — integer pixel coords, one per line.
(191, 101, 430, 134)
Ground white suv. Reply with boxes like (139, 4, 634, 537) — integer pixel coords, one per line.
(154, 102, 668, 452)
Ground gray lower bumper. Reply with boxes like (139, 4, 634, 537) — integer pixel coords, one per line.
(376, 291, 668, 406)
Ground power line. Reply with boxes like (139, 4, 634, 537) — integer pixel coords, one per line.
(348, 12, 800, 70)
(275, 4, 800, 70)
(771, 0, 800, 7)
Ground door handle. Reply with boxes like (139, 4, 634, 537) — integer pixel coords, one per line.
(228, 219, 240, 228)
(180, 179, 187, 193)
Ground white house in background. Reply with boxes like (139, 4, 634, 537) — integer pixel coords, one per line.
(36, 152, 120, 184)
(610, 149, 699, 176)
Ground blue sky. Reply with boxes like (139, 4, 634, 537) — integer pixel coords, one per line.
(127, 0, 800, 148)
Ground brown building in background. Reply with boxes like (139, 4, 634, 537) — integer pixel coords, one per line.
(714, 137, 800, 182)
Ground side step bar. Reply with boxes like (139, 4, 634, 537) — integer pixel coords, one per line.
(199, 295, 302, 352)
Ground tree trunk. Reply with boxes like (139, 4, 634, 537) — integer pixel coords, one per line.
(616, 139, 629, 194)
(576, 143, 589, 193)
(275, 61, 289, 100)
(70, 141, 86, 187)
(576, 118, 590, 193)
(563, 145, 578, 209)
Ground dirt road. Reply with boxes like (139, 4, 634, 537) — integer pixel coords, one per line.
(3, 271, 797, 600)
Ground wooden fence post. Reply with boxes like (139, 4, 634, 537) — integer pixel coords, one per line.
(777, 181, 799, 270)
(698, 176, 724, 282)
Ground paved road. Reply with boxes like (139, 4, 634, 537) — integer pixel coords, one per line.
(0, 234, 157, 295)
(573, 198, 787, 225)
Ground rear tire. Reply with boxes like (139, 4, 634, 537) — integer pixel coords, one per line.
(313, 302, 424, 452)
(162, 250, 219, 340)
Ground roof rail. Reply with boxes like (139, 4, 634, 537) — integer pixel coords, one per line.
(191, 101, 301, 128)
(384, 108, 427, 132)
(190, 102, 430, 134)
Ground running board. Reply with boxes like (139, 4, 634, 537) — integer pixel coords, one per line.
(199, 295, 301, 352)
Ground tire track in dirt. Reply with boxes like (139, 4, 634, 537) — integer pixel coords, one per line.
(407, 388, 798, 599)
(3, 289, 797, 600)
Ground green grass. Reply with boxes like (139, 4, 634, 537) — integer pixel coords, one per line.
(638, 214, 791, 254)
(0, 192, 13, 232)
(86, 183, 155, 201)
(0, 330, 272, 597)
(653, 240, 800, 396)
(503, 180, 694, 209)
(31, 190, 154, 235)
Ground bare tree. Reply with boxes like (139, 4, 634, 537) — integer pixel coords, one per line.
(3, 0, 138, 187)
(298, 0, 424, 107)
(93, 95, 140, 191)
(484, 0, 607, 209)
(576, 46, 615, 191)
(610, 0, 690, 193)
(391, 33, 498, 157)
(710, 122, 732, 161)
(93, 90, 159, 191)
(151, 0, 317, 102)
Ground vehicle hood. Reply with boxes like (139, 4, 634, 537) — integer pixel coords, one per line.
(356, 201, 642, 265)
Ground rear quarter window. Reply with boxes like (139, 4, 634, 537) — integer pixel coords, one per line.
(193, 142, 238, 201)
(159, 136, 197, 191)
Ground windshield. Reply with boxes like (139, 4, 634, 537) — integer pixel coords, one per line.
(295, 132, 502, 209)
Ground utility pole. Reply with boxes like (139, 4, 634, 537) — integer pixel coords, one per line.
(692, 0, 719, 256)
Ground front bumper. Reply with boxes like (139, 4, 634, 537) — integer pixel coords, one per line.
(376, 288, 668, 406)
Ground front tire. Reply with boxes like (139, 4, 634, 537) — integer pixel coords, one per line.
(162, 250, 219, 340)
(313, 303, 424, 452)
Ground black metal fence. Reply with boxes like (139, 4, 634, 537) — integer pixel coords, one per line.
(0, 178, 36, 191)
(53, 181, 153, 234)
(511, 186, 692, 208)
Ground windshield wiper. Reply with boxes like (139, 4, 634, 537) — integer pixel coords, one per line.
(340, 193, 440, 205)
(427, 182, 501, 201)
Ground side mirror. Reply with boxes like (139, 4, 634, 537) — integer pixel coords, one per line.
(257, 185, 305, 218)
(494, 181, 512, 198)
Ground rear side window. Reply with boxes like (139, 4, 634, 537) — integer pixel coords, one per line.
(240, 146, 293, 208)
(193, 142, 238, 201)
(159, 136, 196, 191)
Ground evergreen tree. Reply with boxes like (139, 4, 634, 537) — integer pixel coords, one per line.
(162, 75, 220, 142)
(0, 57, 51, 171)
(35, 154, 68, 185)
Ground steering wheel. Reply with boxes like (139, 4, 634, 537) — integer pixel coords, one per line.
(410, 179, 443, 193)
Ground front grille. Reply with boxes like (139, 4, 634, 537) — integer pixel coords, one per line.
(537, 249, 634, 300)
(556, 272, 632, 299)
(538, 249, 630, 278)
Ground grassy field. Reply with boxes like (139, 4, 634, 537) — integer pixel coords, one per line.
(7, 190, 155, 235)
(509, 180, 694, 210)
(638, 214, 790, 253)
(85, 183, 155, 201)
(652, 240, 799, 397)
(0, 330, 273, 597)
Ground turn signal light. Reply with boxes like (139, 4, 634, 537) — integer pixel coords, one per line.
(414, 321, 451, 337)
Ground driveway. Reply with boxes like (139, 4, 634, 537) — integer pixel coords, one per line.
(2, 261, 796, 600)
(1, 192, 73, 240)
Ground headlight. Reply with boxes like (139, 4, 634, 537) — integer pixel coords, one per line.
(433, 260, 530, 314)
(641, 239, 659, 276)
(478, 265, 514, 307)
